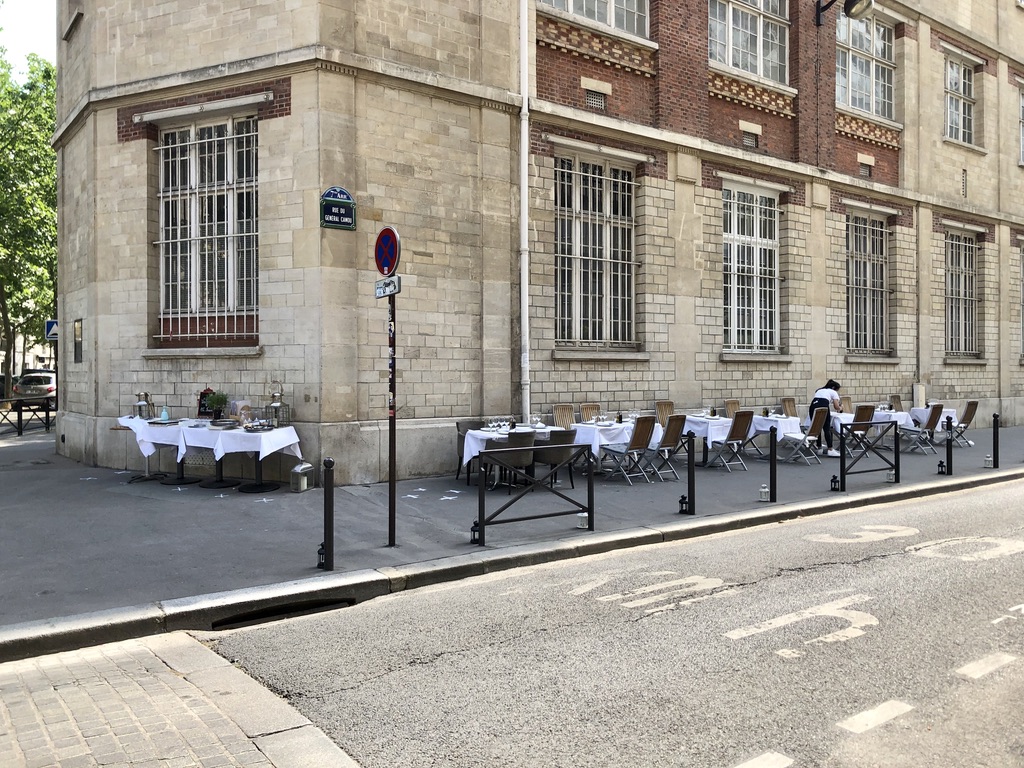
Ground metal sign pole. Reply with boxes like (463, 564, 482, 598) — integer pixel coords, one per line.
(388, 294, 397, 547)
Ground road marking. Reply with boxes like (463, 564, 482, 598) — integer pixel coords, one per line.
(599, 575, 725, 605)
(804, 525, 919, 543)
(726, 594, 876, 647)
(570, 578, 613, 596)
(956, 652, 1017, 679)
(838, 700, 914, 733)
(642, 587, 742, 615)
(732, 751, 793, 768)
(907, 537, 1024, 561)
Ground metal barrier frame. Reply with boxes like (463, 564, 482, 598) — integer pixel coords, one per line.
(837, 420, 899, 491)
(0, 398, 54, 436)
(474, 444, 595, 546)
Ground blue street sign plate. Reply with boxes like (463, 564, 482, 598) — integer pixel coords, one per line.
(45, 319, 58, 341)
(320, 187, 356, 230)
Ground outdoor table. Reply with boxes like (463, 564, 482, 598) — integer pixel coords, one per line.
(462, 426, 553, 467)
(117, 416, 198, 484)
(909, 406, 958, 427)
(680, 414, 733, 465)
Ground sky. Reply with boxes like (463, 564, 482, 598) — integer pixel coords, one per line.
(0, 0, 57, 79)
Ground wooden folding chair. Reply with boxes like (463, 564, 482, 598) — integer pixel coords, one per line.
(552, 403, 575, 431)
(603, 415, 656, 485)
(949, 400, 978, 447)
(647, 414, 687, 480)
(724, 399, 740, 419)
(780, 397, 798, 418)
(840, 395, 854, 414)
(889, 394, 904, 412)
(779, 408, 826, 466)
(579, 403, 601, 423)
(900, 403, 943, 454)
(655, 400, 674, 428)
(845, 404, 878, 455)
(708, 410, 753, 472)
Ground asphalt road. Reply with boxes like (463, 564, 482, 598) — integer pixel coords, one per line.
(211, 481, 1024, 768)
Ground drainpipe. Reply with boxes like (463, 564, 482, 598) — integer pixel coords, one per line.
(518, 0, 532, 422)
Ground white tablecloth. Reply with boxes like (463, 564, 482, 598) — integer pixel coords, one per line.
(909, 406, 958, 428)
(752, 415, 802, 441)
(462, 426, 553, 466)
(119, 416, 301, 462)
(573, 420, 664, 456)
(681, 415, 733, 444)
(831, 409, 915, 434)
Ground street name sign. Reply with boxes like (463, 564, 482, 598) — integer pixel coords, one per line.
(320, 187, 356, 230)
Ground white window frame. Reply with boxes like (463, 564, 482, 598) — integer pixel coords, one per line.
(945, 56, 976, 144)
(721, 182, 780, 352)
(945, 231, 978, 356)
(538, 0, 648, 38)
(155, 115, 259, 345)
(845, 213, 889, 354)
(709, 0, 789, 85)
(835, 15, 895, 120)
(554, 154, 637, 348)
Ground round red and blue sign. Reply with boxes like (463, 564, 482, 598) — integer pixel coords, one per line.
(374, 226, 401, 277)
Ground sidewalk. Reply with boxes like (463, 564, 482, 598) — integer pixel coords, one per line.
(1, 423, 1023, 768)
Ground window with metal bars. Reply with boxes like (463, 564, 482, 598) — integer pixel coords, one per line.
(156, 116, 259, 347)
(945, 231, 978, 356)
(721, 185, 779, 352)
(554, 156, 636, 347)
(845, 214, 889, 354)
(708, 0, 789, 85)
(537, 0, 648, 37)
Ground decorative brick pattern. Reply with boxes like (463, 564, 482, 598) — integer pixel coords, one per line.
(835, 112, 901, 149)
(536, 15, 655, 76)
(707, 71, 795, 119)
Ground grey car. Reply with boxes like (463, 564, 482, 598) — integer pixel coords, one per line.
(12, 373, 57, 409)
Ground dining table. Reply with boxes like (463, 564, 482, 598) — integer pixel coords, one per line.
(118, 416, 302, 492)
(461, 425, 555, 467)
(909, 406, 958, 429)
(829, 409, 916, 453)
(685, 413, 800, 465)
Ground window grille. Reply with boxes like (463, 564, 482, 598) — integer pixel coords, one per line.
(709, 0, 789, 85)
(859, 163, 872, 178)
(538, 0, 648, 37)
(585, 90, 607, 110)
(555, 156, 636, 347)
(156, 116, 259, 346)
(845, 214, 889, 354)
(722, 185, 779, 352)
(945, 231, 978, 356)
(945, 57, 975, 144)
(742, 131, 759, 149)
(835, 15, 894, 120)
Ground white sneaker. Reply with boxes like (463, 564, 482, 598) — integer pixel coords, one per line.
(826, 449, 841, 458)
(967, 440, 975, 447)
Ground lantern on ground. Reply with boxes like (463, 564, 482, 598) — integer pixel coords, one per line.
(136, 392, 155, 419)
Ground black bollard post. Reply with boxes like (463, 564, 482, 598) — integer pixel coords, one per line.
(685, 431, 696, 515)
(839, 431, 847, 491)
(944, 416, 954, 477)
(320, 457, 335, 571)
(769, 426, 777, 502)
(992, 413, 1000, 469)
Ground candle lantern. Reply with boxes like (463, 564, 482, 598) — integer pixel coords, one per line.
(263, 379, 291, 427)
(937, 460, 946, 475)
(984, 454, 994, 468)
(830, 474, 841, 492)
(759, 483, 770, 502)
(135, 392, 155, 419)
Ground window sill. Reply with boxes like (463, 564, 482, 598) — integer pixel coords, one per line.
(142, 346, 264, 359)
(719, 351, 793, 364)
(942, 136, 988, 156)
(536, 5, 657, 51)
(943, 356, 986, 365)
(552, 348, 650, 363)
(845, 354, 901, 365)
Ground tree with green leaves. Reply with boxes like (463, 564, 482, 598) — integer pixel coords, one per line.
(0, 49, 56, 399)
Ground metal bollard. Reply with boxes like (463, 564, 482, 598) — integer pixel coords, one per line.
(992, 413, 1000, 469)
(769, 426, 777, 502)
(683, 431, 696, 515)
(319, 457, 335, 570)
(944, 416, 954, 477)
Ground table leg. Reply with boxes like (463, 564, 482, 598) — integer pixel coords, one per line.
(199, 457, 241, 489)
(237, 454, 281, 493)
(160, 458, 202, 485)
(128, 451, 168, 484)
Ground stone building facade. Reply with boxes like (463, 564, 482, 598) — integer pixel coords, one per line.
(52, 0, 1024, 484)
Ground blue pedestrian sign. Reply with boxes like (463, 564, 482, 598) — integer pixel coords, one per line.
(45, 319, 58, 341)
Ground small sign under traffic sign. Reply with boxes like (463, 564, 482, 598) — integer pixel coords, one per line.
(375, 275, 402, 299)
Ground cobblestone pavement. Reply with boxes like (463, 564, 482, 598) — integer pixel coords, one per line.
(0, 634, 358, 768)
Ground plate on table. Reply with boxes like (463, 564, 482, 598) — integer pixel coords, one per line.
(244, 424, 275, 433)
(208, 419, 238, 431)
(147, 419, 179, 426)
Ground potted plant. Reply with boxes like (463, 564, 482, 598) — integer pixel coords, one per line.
(206, 391, 229, 419)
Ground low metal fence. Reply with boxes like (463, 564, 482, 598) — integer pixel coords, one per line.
(0, 398, 54, 436)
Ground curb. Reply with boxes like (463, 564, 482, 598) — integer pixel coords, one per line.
(3, 468, 1023, 663)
